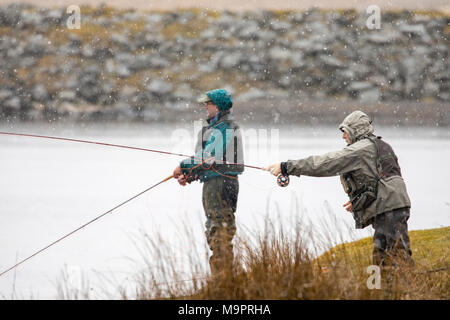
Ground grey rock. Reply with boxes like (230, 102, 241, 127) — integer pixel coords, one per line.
(173, 83, 193, 100)
(277, 75, 292, 88)
(123, 11, 142, 21)
(20, 10, 43, 26)
(306, 21, 331, 38)
(0, 89, 13, 103)
(200, 28, 216, 39)
(220, 52, 242, 69)
(24, 34, 49, 56)
(348, 81, 373, 92)
(412, 15, 431, 24)
(437, 91, 450, 101)
(129, 54, 153, 71)
(401, 52, 430, 96)
(145, 13, 163, 25)
(217, 29, 233, 41)
(146, 79, 173, 95)
(81, 45, 95, 58)
(58, 90, 77, 102)
(319, 55, 345, 69)
(269, 47, 292, 61)
(0, 7, 448, 120)
(359, 87, 381, 102)
(120, 85, 137, 97)
(269, 20, 291, 32)
(31, 85, 48, 102)
(236, 88, 266, 101)
(291, 39, 329, 55)
(399, 24, 432, 43)
(198, 63, 216, 73)
(166, 101, 190, 111)
(291, 52, 306, 69)
(147, 55, 170, 68)
(289, 12, 304, 23)
(422, 80, 440, 97)
(110, 33, 130, 47)
(114, 52, 134, 65)
(115, 64, 131, 77)
(3, 97, 21, 110)
(57, 44, 80, 56)
(237, 21, 260, 40)
(45, 9, 63, 24)
(336, 69, 355, 81)
(364, 32, 398, 44)
(19, 56, 37, 68)
(135, 33, 163, 48)
(0, 6, 21, 26)
(348, 63, 371, 79)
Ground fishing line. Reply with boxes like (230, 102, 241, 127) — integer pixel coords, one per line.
(0, 131, 264, 171)
(0, 174, 173, 277)
(0, 130, 287, 276)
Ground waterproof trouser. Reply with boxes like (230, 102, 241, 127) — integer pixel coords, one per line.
(372, 207, 414, 267)
(202, 176, 239, 276)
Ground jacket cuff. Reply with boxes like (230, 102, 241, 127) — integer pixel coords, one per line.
(180, 157, 195, 172)
(281, 162, 289, 176)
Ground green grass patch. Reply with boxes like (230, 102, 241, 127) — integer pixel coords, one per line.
(318, 226, 450, 271)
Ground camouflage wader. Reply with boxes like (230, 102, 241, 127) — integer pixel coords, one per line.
(202, 176, 239, 276)
(372, 207, 414, 266)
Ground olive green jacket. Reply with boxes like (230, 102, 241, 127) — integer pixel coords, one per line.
(285, 111, 411, 228)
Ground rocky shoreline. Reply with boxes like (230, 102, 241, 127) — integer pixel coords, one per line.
(0, 4, 448, 124)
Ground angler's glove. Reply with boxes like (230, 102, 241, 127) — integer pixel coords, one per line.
(186, 173, 199, 184)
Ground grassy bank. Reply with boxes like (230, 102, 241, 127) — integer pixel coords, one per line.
(52, 207, 448, 300)
(183, 226, 448, 300)
(101, 222, 448, 300)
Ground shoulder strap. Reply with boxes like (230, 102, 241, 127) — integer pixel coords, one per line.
(367, 135, 402, 179)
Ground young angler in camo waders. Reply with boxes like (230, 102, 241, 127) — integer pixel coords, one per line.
(266, 110, 415, 267)
(173, 89, 244, 277)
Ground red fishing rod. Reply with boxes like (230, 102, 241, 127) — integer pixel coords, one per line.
(0, 130, 289, 277)
(0, 131, 264, 170)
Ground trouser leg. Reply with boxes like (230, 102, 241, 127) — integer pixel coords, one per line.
(202, 177, 238, 276)
(372, 207, 414, 267)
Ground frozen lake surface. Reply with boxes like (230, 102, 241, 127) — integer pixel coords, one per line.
(0, 122, 449, 299)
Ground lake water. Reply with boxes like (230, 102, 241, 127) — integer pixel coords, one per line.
(0, 122, 449, 299)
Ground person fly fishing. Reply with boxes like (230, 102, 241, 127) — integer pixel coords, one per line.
(266, 110, 414, 267)
(173, 89, 244, 276)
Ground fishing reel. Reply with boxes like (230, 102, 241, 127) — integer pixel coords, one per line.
(277, 174, 290, 187)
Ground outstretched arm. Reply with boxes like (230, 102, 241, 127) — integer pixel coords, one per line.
(267, 144, 362, 177)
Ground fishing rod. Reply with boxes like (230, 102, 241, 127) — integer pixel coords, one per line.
(0, 174, 173, 278)
(0, 131, 264, 171)
(0, 130, 290, 276)
(0, 131, 289, 185)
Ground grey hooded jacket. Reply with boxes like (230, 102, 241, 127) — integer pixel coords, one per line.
(284, 111, 411, 229)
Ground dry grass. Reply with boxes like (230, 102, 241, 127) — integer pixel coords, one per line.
(53, 205, 449, 300)
(116, 214, 448, 300)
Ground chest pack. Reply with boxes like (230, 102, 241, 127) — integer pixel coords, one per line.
(342, 136, 402, 212)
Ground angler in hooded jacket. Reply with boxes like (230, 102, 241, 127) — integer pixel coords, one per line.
(173, 89, 244, 276)
(266, 111, 414, 267)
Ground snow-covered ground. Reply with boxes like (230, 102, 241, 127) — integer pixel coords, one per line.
(0, 122, 449, 299)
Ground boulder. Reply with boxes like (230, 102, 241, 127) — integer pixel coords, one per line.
(146, 79, 173, 95)
(236, 88, 265, 101)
